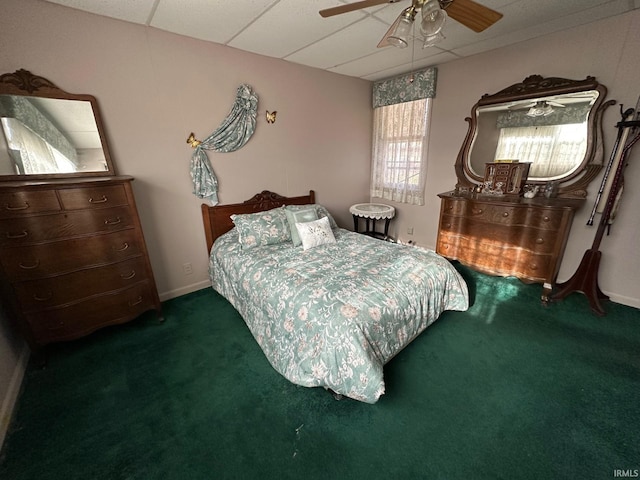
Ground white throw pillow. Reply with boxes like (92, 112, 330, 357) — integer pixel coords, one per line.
(295, 216, 336, 251)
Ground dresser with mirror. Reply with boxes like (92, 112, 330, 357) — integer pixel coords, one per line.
(436, 75, 614, 301)
(0, 69, 162, 352)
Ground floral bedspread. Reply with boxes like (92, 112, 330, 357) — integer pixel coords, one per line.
(209, 228, 469, 403)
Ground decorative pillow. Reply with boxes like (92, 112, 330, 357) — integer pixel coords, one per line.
(231, 207, 290, 249)
(295, 216, 336, 251)
(286, 204, 338, 229)
(285, 207, 318, 246)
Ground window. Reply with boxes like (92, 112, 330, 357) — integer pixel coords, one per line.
(370, 98, 431, 205)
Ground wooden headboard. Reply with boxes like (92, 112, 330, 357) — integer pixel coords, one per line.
(201, 190, 316, 253)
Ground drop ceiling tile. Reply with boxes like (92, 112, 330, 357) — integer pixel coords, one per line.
(285, 16, 391, 69)
(151, 0, 279, 44)
(229, 0, 367, 58)
(334, 49, 458, 80)
(453, 0, 633, 58)
(44, 0, 156, 23)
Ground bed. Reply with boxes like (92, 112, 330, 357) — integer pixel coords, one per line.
(202, 190, 469, 403)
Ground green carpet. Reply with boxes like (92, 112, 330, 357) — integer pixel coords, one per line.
(1, 265, 639, 480)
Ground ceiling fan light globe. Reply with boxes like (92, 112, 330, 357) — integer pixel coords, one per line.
(420, 8, 447, 37)
(387, 36, 408, 48)
(388, 16, 412, 48)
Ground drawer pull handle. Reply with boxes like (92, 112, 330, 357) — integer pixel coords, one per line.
(104, 217, 122, 226)
(472, 208, 483, 215)
(530, 264, 538, 270)
(445, 223, 451, 228)
(33, 292, 53, 301)
(89, 195, 108, 204)
(121, 270, 136, 280)
(502, 212, 509, 217)
(535, 238, 544, 244)
(543, 216, 550, 222)
(128, 296, 143, 307)
(6, 230, 28, 239)
(113, 242, 129, 252)
(5, 202, 29, 211)
(19, 260, 40, 269)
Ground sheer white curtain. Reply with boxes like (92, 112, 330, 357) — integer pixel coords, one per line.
(370, 98, 430, 205)
(495, 124, 587, 177)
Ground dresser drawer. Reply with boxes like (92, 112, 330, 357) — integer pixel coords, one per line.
(58, 184, 128, 210)
(0, 206, 136, 246)
(13, 257, 149, 312)
(442, 197, 568, 231)
(440, 198, 467, 216)
(25, 282, 156, 345)
(0, 229, 144, 280)
(439, 214, 558, 254)
(0, 190, 61, 219)
(437, 231, 553, 281)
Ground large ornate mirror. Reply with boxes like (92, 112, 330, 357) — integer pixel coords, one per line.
(454, 75, 613, 197)
(0, 69, 115, 180)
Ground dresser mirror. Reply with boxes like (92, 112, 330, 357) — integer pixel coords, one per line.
(454, 75, 613, 197)
(0, 69, 115, 180)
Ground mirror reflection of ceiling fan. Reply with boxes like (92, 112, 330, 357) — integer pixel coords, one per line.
(319, 0, 503, 49)
(520, 101, 564, 117)
(510, 94, 596, 117)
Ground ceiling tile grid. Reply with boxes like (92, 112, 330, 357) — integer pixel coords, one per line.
(42, 0, 639, 80)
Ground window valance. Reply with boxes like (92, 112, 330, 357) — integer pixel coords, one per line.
(372, 67, 437, 108)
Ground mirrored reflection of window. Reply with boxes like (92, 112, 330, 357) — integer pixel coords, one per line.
(494, 123, 587, 178)
(1, 117, 75, 174)
(0, 93, 109, 176)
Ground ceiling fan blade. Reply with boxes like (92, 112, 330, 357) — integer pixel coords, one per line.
(377, 13, 403, 48)
(319, 0, 399, 18)
(443, 0, 503, 32)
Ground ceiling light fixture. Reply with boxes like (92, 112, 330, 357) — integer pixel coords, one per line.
(385, 0, 447, 49)
(387, 7, 417, 48)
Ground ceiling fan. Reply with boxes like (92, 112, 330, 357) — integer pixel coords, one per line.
(319, 0, 503, 48)
(509, 94, 596, 117)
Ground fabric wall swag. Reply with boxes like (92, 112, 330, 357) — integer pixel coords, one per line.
(188, 84, 258, 204)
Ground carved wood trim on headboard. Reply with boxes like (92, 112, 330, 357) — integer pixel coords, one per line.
(201, 190, 316, 253)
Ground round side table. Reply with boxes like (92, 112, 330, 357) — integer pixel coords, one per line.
(349, 203, 395, 241)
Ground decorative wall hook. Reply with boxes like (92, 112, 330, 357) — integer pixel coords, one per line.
(186, 132, 201, 148)
(266, 111, 277, 124)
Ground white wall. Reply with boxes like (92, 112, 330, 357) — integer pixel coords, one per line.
(382, 9, 640, 309)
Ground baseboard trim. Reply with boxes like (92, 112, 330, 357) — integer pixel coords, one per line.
(0, 342, 29, 450)
(159, 279, 211, 302)
(606, 292, 640, 310)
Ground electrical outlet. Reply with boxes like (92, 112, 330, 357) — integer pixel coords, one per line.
(407, 227, 414, 235)
(182, 263, 193, 275)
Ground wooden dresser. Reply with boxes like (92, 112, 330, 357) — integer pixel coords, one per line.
(0, 176, 162, 350)
(436, 191, 584, 301)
